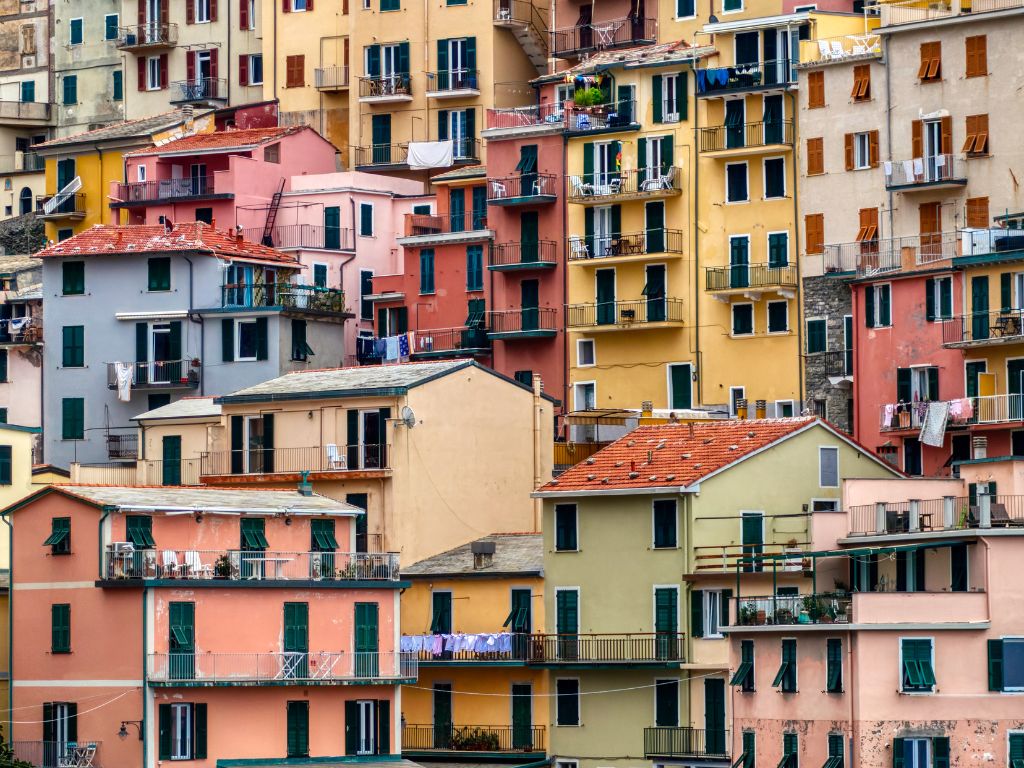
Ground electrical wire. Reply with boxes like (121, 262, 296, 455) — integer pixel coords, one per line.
(0, 687, 140, 715)
(8, 689, 140, 723)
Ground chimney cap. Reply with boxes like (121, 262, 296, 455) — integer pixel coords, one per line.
(471, 540, 496, 555)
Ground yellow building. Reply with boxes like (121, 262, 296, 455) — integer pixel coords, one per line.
(399, 534, 548, 762)
(32, 109, 215, 242)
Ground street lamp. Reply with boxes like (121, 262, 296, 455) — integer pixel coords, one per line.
(118, 721, 143, 741)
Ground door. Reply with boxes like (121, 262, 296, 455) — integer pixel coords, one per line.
(449, 110, 471, 159)
(286, 701, 309, 758)
(596, 269, 616, 325)
(521, 279, 539, 332)
(512, 684, 533, 749)
(763, 95, 783, 144)
(730, 237, 750, 289)
(924, 120, 941, 180)
(244, 416, 266, 474)
(704, 679, 726, 754)
(360, 409, 386, 469)
(645, 201, 665, 254)
(971, 275, 990, 341)
(432, 684, 452, 748)
(645, 264, 666, 322)
(169, 601, 195, 680)
(576, 5, 592, 50)
(240, 517, 267, 579)
(324, 206, 341, 249)
(371, 115, 391, 164)
(741, 512, 764, 572)
(654, 587, 678, 659)
(669, 364, 692, 410)
(725, 100, 745, 150)
(920, 201, 941, 261)
(43, 703, 75, 767)
(510, 588, 531, 658)
(966, 361, 986, 419)
(1008, 360, 1024, 421)
(735, 31, 758, 64)
(555, 589, 578, 660)
(162, 435, 181, 486)
(56, 159, 76, 213)
(904, 437, 923, 476)
(520, 211, 539, 264)
(449, 188, 466, 232)
(447, 38, 467, 89)
(150, 323, 171, 382)
(594, 205, 614, 257)
(283, 603, 309, 679)
(354, 602, 379, 677)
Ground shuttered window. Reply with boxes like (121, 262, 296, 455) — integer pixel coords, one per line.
(148, 257, 171, 291)
(62, 261, 85, 295)
(772, 638, 797, 692)
(962, 114, 989, 156)
(0, 445, 11, 485)
(819, 446, 839, 487)
(419, 249, 435, 294)
(44, 517, 71, 554)
(126, 515, 155, 548)
(918, 41, 941, 81)
(555, 504, 577, 551)
(62, 326, 84, 367)
(730, 639, 755, 690)
(856, 208, 878, 243)
(966, 197, 989, 228)
(826, 638, 843, 692)
(805, 213, 824, 255)
(653, 499, 677, 548)
(62, 398, 84, 440)
(806, 319, 826, 353)
(780, 732, 797, 768)
(555, 679, 580, 725)
(851, 64, 870, 101)
(806, 137, 824, 175)
(824, 733, 844, 768)
(901, 638, 936, 692)
(807, 70, 824, 108)
(51, 604, 71, 653)
(732, 304, 754, 336)
(286, 55, 304, 87)
(965, 35, 987, 78)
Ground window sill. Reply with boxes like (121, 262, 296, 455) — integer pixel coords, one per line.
(966, 153, 991, 160)
(235, 357, 258, 363)
(554, 548, 580, 554)
(725, 199, 750, 206)
(652, 545, 679, 551)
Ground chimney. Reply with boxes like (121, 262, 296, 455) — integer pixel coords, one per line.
(211, 217, 217, 230)
(973, 435, 988, 460)
(641, 400, 653, 418)
(115, 229, 123, 246)
(298, 471, 313, 496)
(736, 398, 748, 419)
(471, 540, 496, 569)
(164, 219, 173, 234)
(755, 399, 766, 419)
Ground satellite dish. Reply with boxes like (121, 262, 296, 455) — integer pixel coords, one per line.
(401, 406, 416, 429)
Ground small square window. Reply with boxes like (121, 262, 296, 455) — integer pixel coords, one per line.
(148, 257, 171, 291)
(577, 339, 595, 367)
(732, 304, 754, 336)
(767, 301, 789, 333)
(853, 132, 871, 170)
(726, 162, 748, 203)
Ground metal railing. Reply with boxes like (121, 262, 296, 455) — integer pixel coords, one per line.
(240, 224, 355, 251)
(942, 308, 1024, 346)
(10, 740, 101, 768)
(0, 100, 50, 120)
(0, 151, 44, 173)
(358, 74, 412, 99)
(452, 137, 480, 161)
(877, 0, 1024, 27)
(493, 0, 549, 44)
(886, 154, 966, 188)
(315, 65, 349, 89)
(36, 193, 86, 216)
(106, 432, 138, 460)
(103, 548, 400, 581)
(881, 393, 1024, 431)
(848, 494, 1024, 535)
(564, 99, 639, 133)
(489, 240, 558, 267)
(805, 349, 853, 378)
(567, 167, 681, 202)
(566, 298, 684, 328)
(72, 462, 145, 485)
(822, 231, 959, 276)
(645, 728, 730, 759)
(487, 173, 558, 202)
(0, 315, 42, 343)
(568, 230, 685, 260)
(486, 102, 563, 130)
(730, 593, 853, 626)
(148, 651, 416, 683)
(696, 59, 796, 95)
(115, 176, 218, 203)
(551, 16, 657, 57)
(403, 724, 545, 752)
(527, 632, 685, 662)
(412, 326, 490, 355)
(105, 359, 200, 389)
(553, 441, 606, 470)
(692, 542, 810, 572)
(354, 143, 409, 167)
(220, 282, 348, 313)
(705, 263, 797, 291)
(488, 307, 558, 335)
(116, 22, 177, 47)
(170, 77, 228, 102)
(697, 119, 795, 151)
(799, 33, 881, 64)
(427, 70, 480, 92)
(403, 211, 489, 237)
(200, 443, 391, 475)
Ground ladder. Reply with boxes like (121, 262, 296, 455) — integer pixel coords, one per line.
(260, 178, 285, 246)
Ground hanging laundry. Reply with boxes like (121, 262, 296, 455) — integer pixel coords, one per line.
(398, 333, 411, 359)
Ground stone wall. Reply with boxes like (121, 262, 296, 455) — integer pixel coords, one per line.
(803, 275, 853, 433)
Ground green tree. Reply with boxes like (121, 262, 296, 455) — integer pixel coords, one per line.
(0, 724, 34, 768)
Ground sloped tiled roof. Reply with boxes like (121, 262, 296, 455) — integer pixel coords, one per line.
(403, 533, 543, 577)
(125, 126, 306, 156)
(34, 110, 206, 149)
(533, 40, 716, 83)
(35, 223, 300, 265)
(431, 165, 487, 183)
(48, 485, 363, 515)
(133, 396, 221, 422)
(540, 418, 824, 493)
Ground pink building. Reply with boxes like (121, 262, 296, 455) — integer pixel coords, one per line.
(727, 465, 1024, 768)
(6, 484, 411, 768)
(0, 256, 42, 438)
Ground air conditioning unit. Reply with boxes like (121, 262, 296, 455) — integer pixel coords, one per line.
(111, 541, 135, 553)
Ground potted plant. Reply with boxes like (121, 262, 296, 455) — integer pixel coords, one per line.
(775, 608, 795, 625)
(572, 86, 604, 111)
(802, 594, 824, 622)
(833, 580, 850, 596)
(739, 602, 756, 626)
(214, 554, 231, 579)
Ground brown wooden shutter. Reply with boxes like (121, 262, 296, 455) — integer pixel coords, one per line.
(186, 50, 196, 81)
(210, 0, 218, 21)
(138, 0, 145, 24)
(159, 53, 169, 88)
(239, 0, 248, 27)
(868, 130, 879, 167)
(966, 197, 989, 228)
(857, 207, 878, 241)
(973, 114, 989, 154)
(239, 54, 249, 85)
(851, 65, 870, 101)
(186, 0, 195, 24)
(844, 133, 854, 171)
(137, 57, 146, 90)
(161, 0, 169, 23)
(940, 115, 952, 155)
(210, 47, 218, 80)
(808, 71, 824, 109)
(966, 35, 986, 78)
(282, 0, 290, 12)
(920, 201, 941, 235)
(805, 213, 824, 255)
(806, 137, 823, 176)
(911, 119, 923, 158)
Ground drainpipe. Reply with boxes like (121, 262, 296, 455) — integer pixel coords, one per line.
(561, 126, 570, 432)
(883, 33, 894, 243)
(848, 627, 856, 765)
(2, 512, 12, 742)
(97, 506, 113, 580)
(788, 90, 803, 409)
(532, 377, 542, 533)
(692, 70, 701, 405)
(141, 586, 149, 768)
(227, 0, 232, 106)
(183, 256, 203, 395)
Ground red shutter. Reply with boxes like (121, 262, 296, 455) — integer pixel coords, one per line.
(160, 0, 169, 23)
(186, 50, 196, 81)
(282, 0, 289, 12)
(239, 54, 249, 85)
(138, 0, 145, 25)
(239, 0, 248, 28)
(137, 57, 146, 90)
(186, 0, 194, 24)
(159, 54, 169, 88)
(210, 48, 218, 81)
(210, 0, 218, 22)
(307, 0, 313, 10)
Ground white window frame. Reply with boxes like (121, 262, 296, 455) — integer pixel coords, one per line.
(355, 699, 375, 754)
(666, 362, 693, 410)
(818, 446, 839, 488)
(312, 262, 329, 288)
(901, 737, 931, 767)
(931, 276, 952, 320)
(806, 316, 827, 353)
(235, 318, 259, 362)
(725, 161, 749, 204)
(291, 0, 308, 10)
(898, 636, 935, 695)
(1001, 637, 1024, 692)
(574, 380, 596, 411)
(248, 54, 264, 85)
(576, 338, 595, 367)
(104, 13, 119, 40)
(147, 56, 161, 90)
(362, 0, 370, 9)
(766, 299, 789, 334)
(703, 589, 723, 638)
(359, 202, 374, 237)
(194, 0, 211, 22)
(763, 156, 786, 198)
(555, 677, 581, 726)
(651, 498, 678, 549)
(869, 283, 892, 327)
(171, 702, 193, 760)
(853, 131, 871, 170)
(811, 498, 839, 512)
(774, 399, 795, 417)
(246, 0, 255, 25)
(729, 386, 746, 416)
(69, 17, 83, 44)
(555, 762, 579, 768)
(731, 302, 755, 338)
(662, 73, 680, 122)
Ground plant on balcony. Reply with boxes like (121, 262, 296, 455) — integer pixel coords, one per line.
(451, 728, 500, 751)
(774, 608, 795, 624)
(336, 562, 359, 580)
(738, 602, 756, 625)
(572, 87, 604, 109)
(802, 595, 825, 622)
(214, 554, 231, 578)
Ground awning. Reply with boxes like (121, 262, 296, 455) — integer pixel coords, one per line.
(115, 310, 190, 321)
(564, 408, 636, 426)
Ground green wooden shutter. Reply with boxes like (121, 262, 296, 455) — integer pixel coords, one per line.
(287, 700, 310, 757)
(284, 602, 309, 652)
(654, 680, 678, 727)
(398, 42, 409, 75)
(0, 350, 6, 383)
(939, 278, 952, 318)
(880, 284, 891, 325)
(584, 207, 595, 255)
(193, 703, 207, 759)
(0, 446, 11, 486)
(893, 737, 905, 768)
(437, 39, 448, 81)
(661, 135, 674, 174)
(720, 589, 732, 626)
(159, 704, 172, 759)
(652, 75, 663, 123)
(1002, 272, 1013, 311)
(376, 699, 390, 754)
(255, 316, 268, 360)
(896, 368, 912, 403)
(677, 71, 689, 120)
(690, 589, 704, 638)
(932, 737, 949, 768)
(136, 322, 148, 363)
(636, 137, 647, 182)
(865, 285, 876, 328)
(611, 204, 621, 239)
(927, 367, 939, 400)
(925, 278, 936, 321)
(556, 589, 578, 634)
(221, 318, 234, 361)
(582, 142, 593, 184)
(655, 587, 678, 633)
(168, 321, 181, 364)
(988, 639, 1004, 691)
(437, 109, 449, 140)
(344, 700, 359, 754)
(51, 604, 70, 652)
(1009, 733, 1024, 762)
(827, 637, 842, 692)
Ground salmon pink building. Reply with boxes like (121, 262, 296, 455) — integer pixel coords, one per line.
(4, 485, 413, 768)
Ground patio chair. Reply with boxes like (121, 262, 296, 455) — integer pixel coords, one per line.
(852, 44, 868, 55)
(990, 503, 1024, 527)
(569, 236, 590, 260)
(161, 549, 180, 577)
(830, 40, 845, 58)
(658, 165, 677, 190)
(184, 550, 213, 578)
(570, 175, 593, 198)
(326, 444, 347, 470)
(817, 40, 833, 60)
(490, 179, 507, 199)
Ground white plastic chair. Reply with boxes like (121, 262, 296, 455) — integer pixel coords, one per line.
(830, 40, 845, 58)
(161, 550, 179, 577)
(490, 179, 507, 199)
(326, 444, 347, 470)
(569, 236, 590, 260)
(570, 176, 593, 198)
(817, 40, 832, 60)
(185, 550, 213, 579)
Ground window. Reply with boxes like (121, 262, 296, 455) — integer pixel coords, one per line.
(806, 137, 823, 175)
(819, 446, 839, 487)
(159, 702, 207, 760)
(767, 301, 789, 333)
(555, 504, 577, 551)
(722, 0, 741, 11)
(556, 679, 580, 725)
(291, 319, 313, 361)
(772, 639, 797, 692)
(661, 74, 680, 122)
(851, 64, 870, 101)
(918, 41, 941, 82)
(823, 735, 844, 768)
(61, 398, 84, 440)
(20, 81, 34, 103)
(962, 114, 989, 156)
(892, 737, 949, 768)
(125, 516, 154, 549)
(0, 443, 9, 484)
(263, 143, 280, 164)
(826, 638, 843, 693)
(808, 70, 824, 108)
(286, 55, 304, 87)
(865, 284, 891, 328)
(737, 732, 755, 768)
(245, 54, 264, 85)
(966, 196, 989, 228)
(419, 249, 435, 294)
(653, 499, 677, 548)
(359, 202, 374, 236)
(147, 56, 161, 90)
(577, 339, 595, 367)
(360, 270, 373, 321)
(691, 589, 730, 638)
(291, 0, 307, 9)
(987, 637, 1024, 691)
(726, 162, 748, 203)
(286, 701, 309, 758)
(235, 318, 263, 361)
(104, 13, 118, 39)
(732, 303, 754, 336)
(965, 35, 987, 78)
(310, 263, 328, 288)
(781, 732, 798, 767)
(69, 17, 83, 45)
(44, 517, 71, 554)
(900, 638, 936, 693)
(380, 0, 399, 9)
(466, 245, 483, 291)
(195, 0, 211, 21)
(845, 130, 878, 170)
(62, 75, 77, 105)
(807, 318, 826, 353)
(925, 277, 953, 321)
(856, 207, 878, 245)
(731, 639, 754, 690)
(676, 0, 694, 17)
(148, 257, 171, 291)
(61, 326, 84, 368)
(113, 70, 123, 101)
(58, 229, 74, 242)
(1011, 733, 1024, 768)
(51, 604, 70, 653)
(764, 157, 785, 198)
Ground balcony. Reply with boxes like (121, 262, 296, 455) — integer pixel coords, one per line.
(106, 432, 138, 460)
(116, 22, 177, 50)
(403, 724, 545, 755)
(487, 308, 558, 340)
(72, 459, 203, 486)
(483, 103, 564, 139)
(0, 315, 42, 344)
(550, 16, 657, 58)
(489, 240, 558, 271)
(240, 224, 355, 252)
(425, 70, 480, 98)
(692, 542, 809, 572)
(705, 263, 797, 297)
(492, 0, 550, 75)
(696, 59, 796, 96)
(106, 359, 200, 390)
(942, 309, 1024, 348)
(882, 393, 1024, 430)
(10, 741, 102, 768)
(169, 77, 228, 105)
(0, 100, 51, 122)
(729, 592, 853, 627)
(397, 212, 492, 247)
(885, 154, 967, 192)
(113, 176, 225, 205)
(822, 231, 959, 276)
(805, 349, 853, 382)
(568, 230, 685, 264)
(487, 173, 558, 206)
(564, 100, 640, 135)
(103, 548, 400, 582)
(644, 728, 730, 760)
(200, 443, 391, 478)
(0, 151, 44, 173)
(847, 494, 1024, 536)
(410, 326, 491, 359)
(553, 441, 605, 473)
(799, 33, 881, 65)
(315, 65, 349, 91)
(354, 143, 409, 170)
(358, 74, 413, 103)
(697, 120, 795, 157)
(36, 193, 86, 220)
(567, 167, 681, 203)
(526, 632, 685, 665)
(405, 633, 532, 664)
(879, 0, 1024, 27)
(565, 298, 685, 330)
(220, 282, 350, 317)
(148, 651, 416, 685)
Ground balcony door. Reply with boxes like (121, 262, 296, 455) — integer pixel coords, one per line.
(704, 679, 726, 754)
(520, 211, 539, 263)
(511, 684, 533, 749)
(763, 95, 783, 144)
(725, 99, 745, 149)
(595, 268, 616, 325)
(521, 279, 539, 331)
(645, 201, 665, 254)
(169, 601, 195, 680)
(734, 31, 758, 66)
(354, 602, 379, 677)
(283, 602, 309, 679)
(225, 264, 254, 306)
(371, 114, 392, 164)
(645, 264, 666, 322)
(162, 435, 181, 486)
(432, 684, 453, 748)
(923, 119, 942, 181)
(555, 588, 579, 660)
(971, 275, 989, 341)
(729, 236, 750, 289)
(592, 205, 615, 258)
(445, 38, 470, 89)
(148, 322, 174, 384)
(360, 409, 384, 468)
(740, 511, 764, 573)
(145, 0, 162, 41)
(1009, 360, 1024, 422)
(654, 587, 678, 660)
(43, 702, 76, 767)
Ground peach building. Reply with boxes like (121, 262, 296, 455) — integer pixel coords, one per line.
(3, 484, 414, 768)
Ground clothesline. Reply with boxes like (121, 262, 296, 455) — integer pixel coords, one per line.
(356, 331, 415, 364)
(401, 632, 517, 655)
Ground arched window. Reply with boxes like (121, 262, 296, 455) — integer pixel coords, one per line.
(18, 187, 32, 216)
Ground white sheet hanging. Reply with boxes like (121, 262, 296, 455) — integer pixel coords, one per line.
(407, 140, 454, 169)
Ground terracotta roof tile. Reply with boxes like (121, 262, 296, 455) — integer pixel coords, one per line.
(35, 222, 300, 265)
(33, 109, 206, 149)
(542, 417, 820, 492)
(125, 125, 306, 156)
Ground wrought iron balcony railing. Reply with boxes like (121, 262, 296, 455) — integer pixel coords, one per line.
(697, 119, 795, 152)
(148, 651, 416, 683)
(220, 282, 348, 314)
(489, 240, 558, 268)
(403, 724, 545, 753)
(315, 65, 349, 90)
(240, 224, 355, 251)
(412, 326, 491, 356)
(551, 16, 657, 57)
(567, 230, 685, 260)
(116, 22, 177, 48)
(358, 74, 412, 99)
(487, 307, 558, 336)
(200, 443, 390, 475)
(114, 176, 219, 203)
(705, 263, 797, 291)
(170, 77, 228, 103)
(354, 143, 409, 167)
(885, 154, 967, 189)
(696, 58, 796, 95)
(567, 167, 681, 202)
(645, 728, 730, 759)
(526, 632, 685, 663)
(487, 173, 558, 202)
(106, 359, 200, 390)
(565, 298, 684, 328)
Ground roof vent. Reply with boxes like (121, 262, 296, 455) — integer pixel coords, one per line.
(298, 471, 313, 496)
(471, 540, 495, 569)
(629, 471, 639, 479)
